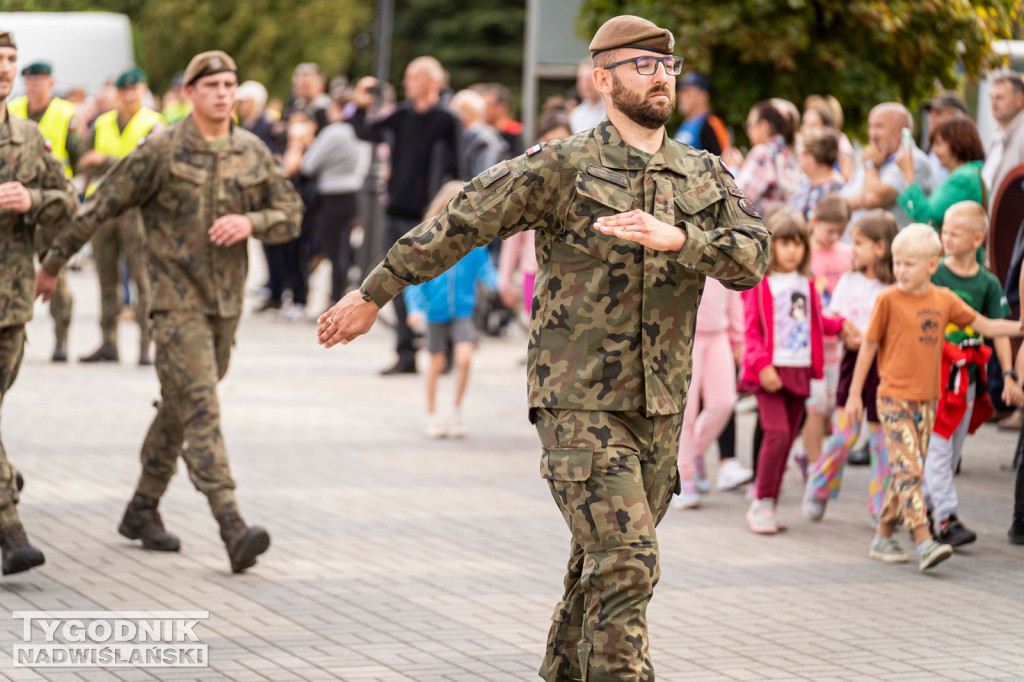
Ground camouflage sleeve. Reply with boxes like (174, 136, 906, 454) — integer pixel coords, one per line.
(25, 150, 77, 228)
(247, 149, 303, 245)
(675, 157, 771, 292)
(360, 143, 564, 308)
(34, 175, 79, 256)
(41, 142, 162, 276)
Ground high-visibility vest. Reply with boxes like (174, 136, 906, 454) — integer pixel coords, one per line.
(9, 95, 77, 177)
(87, 107, 165, 196)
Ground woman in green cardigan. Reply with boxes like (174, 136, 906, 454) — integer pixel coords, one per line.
(896, 116, 987, 262)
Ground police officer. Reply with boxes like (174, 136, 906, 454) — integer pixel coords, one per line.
(8, 61, 79, 362)
(77, 67, 165, 366)
(317, 15, 770, 682)
(36, 51, 303, 574)
(0, 32, 78, 575)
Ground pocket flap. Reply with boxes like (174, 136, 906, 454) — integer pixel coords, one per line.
(674, 186, 724, 216)
(541, 448, 593, 482)
(169, 160, 207, 185)
(574, 171, 634, 214)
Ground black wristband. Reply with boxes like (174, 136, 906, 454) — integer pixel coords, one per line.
(1004, 369, 1018, 382)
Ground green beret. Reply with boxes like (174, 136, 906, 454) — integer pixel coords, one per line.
(21, 62, 51, 76)
(0, 31, 16, 50)
(183, 50, 237, 86)
(589, 15, 675, 56)
(115, 67, 147, 89)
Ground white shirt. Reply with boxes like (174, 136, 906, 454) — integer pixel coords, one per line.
(569, 100, 606, 134)
(826, 270, 888, 344)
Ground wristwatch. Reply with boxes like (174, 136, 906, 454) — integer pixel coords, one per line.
(1004, 369, 1019, 382)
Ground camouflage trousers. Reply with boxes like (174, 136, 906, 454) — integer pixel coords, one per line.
(48, 271, 72, 342)
(90, 209, 149, 345)
(877, 397, 937, 532)
(135, 312, 239, 517)
(534, 408, 683, 682)
(0, 326, 25, 527)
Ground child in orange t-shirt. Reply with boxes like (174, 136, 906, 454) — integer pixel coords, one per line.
(846, 224, 1023, 572)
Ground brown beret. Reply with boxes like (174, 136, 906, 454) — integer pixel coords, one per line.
(0, 31, 17, 50)
(183, 50, 237, 86)
(589, 15, 674, 56)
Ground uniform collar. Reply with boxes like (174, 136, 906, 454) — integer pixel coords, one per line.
(595, 118, 688, 176)
(176, 114, 243, 153)
(0, 111, 24, 144)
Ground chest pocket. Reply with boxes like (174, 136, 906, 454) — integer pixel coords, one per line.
(15, 159, 40, 187)
(563, 171, 638, 262)
(158, 160, 207, 216)
(674, 186, 725, 232)
(228, 170, 269, 214)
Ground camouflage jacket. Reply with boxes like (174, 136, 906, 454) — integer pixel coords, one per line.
(361, 119, 771, 416)
(42, 116, 303, 317)
(0, 116, 79, 328)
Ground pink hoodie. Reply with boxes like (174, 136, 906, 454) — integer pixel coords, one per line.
(739, 274, 844, 392)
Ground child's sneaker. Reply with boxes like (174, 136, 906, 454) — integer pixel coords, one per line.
(802, 482, 827, 521)
(717, 459, 752, 491)
(937, 515, 976, 547)
(868, 536, 909, 563)
(449, 412, 467, 439)
(694, 456, 711, 493)
(917, 539, 953, 572)
(747, 499, 778, 534)
(424, 418, 447, 439)
(671, 490, 701, 510)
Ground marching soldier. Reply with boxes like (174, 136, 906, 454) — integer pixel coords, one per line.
(77, 67, 164, 365)
(317, 15, 770, 682)
(0, 33, 78, 574)
(37, 51, 303, 574)
(8, 61, 79, 362)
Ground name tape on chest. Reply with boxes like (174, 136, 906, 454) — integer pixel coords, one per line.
(586, 164, 629, 189)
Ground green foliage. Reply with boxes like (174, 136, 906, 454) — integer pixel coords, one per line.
(385, 0, 525, 95)
(6, 1, 372, 98)
(579, 0, 1020, 139)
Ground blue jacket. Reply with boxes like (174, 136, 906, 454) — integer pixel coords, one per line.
(404, 247, 497, 323)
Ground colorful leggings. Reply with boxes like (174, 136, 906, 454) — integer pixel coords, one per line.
(877, 397, 937, 532)
(805, 409, 890, 516)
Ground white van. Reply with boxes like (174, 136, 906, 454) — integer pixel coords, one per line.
(0, 11, 134, 96)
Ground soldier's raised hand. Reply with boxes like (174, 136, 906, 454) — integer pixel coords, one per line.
(594, 210, 686, 252)
(0, 181, 32, 213)
(209, 214, 254, 246)
(317, 290, 380, 348)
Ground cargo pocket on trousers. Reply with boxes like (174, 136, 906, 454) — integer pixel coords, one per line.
(540, 448, 593, 482)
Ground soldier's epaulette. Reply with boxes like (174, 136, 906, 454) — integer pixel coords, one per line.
(586, 164, 628, 188)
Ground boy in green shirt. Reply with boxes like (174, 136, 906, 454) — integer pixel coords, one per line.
(925, 201, 1022, 547)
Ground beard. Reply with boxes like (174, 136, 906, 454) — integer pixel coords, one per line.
(610, 73, 675, 130)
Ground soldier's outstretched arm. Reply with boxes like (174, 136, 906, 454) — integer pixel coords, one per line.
(676, 158, 771, 291)
(39, 142, 161, 279)
(318, 144, 564, 349)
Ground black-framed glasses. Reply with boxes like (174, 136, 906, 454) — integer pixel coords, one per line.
(601, 55, 684, 76)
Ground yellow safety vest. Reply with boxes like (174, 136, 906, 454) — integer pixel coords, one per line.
(87, 107, 165, 196)
(9, 95, 77, 177)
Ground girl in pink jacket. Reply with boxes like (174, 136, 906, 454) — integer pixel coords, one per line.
(739, 207, 852, 534)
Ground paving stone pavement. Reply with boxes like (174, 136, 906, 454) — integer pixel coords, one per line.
(1, 263, 1023, 681)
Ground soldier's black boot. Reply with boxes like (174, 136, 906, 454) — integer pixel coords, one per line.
(118, 494, 180, 551)
(217, 512, 269, 573)
(51, 338, 67, 363)
(80, 343, 119, 363)
(1, 523, 45, 575)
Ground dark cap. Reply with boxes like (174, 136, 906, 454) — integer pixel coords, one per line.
(923, 91, 968, 114)
(0, 31, 16, 49)
(183, 50, 237, 86)
(115, 67, 147, 89)
(21, 62, 51, 76)
(677, 71, 711, 93)
(589, 15, 674, 57)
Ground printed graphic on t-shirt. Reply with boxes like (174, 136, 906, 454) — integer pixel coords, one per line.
(918, 307, 942, 346)
(776, 288, 810, 353)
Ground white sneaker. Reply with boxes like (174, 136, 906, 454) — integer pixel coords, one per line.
(450, 413, 466, 438)
(717, 459, 753, 491)
(279, 304, 307, 323)
(424, 418, 447, 439)
(671, 491, 701, 510)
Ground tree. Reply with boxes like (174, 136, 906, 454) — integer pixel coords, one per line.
(578, 0, 1020, 139)
(5, 1, 371, 97)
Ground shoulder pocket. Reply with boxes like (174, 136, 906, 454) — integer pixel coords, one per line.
(541, 448, 594, 482)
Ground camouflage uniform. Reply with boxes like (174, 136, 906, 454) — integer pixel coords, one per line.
(42, 115, 303, 517)
(80, 124, 155, 349)
(359, 119, 770, 681)
(0, 116, 78, 526)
